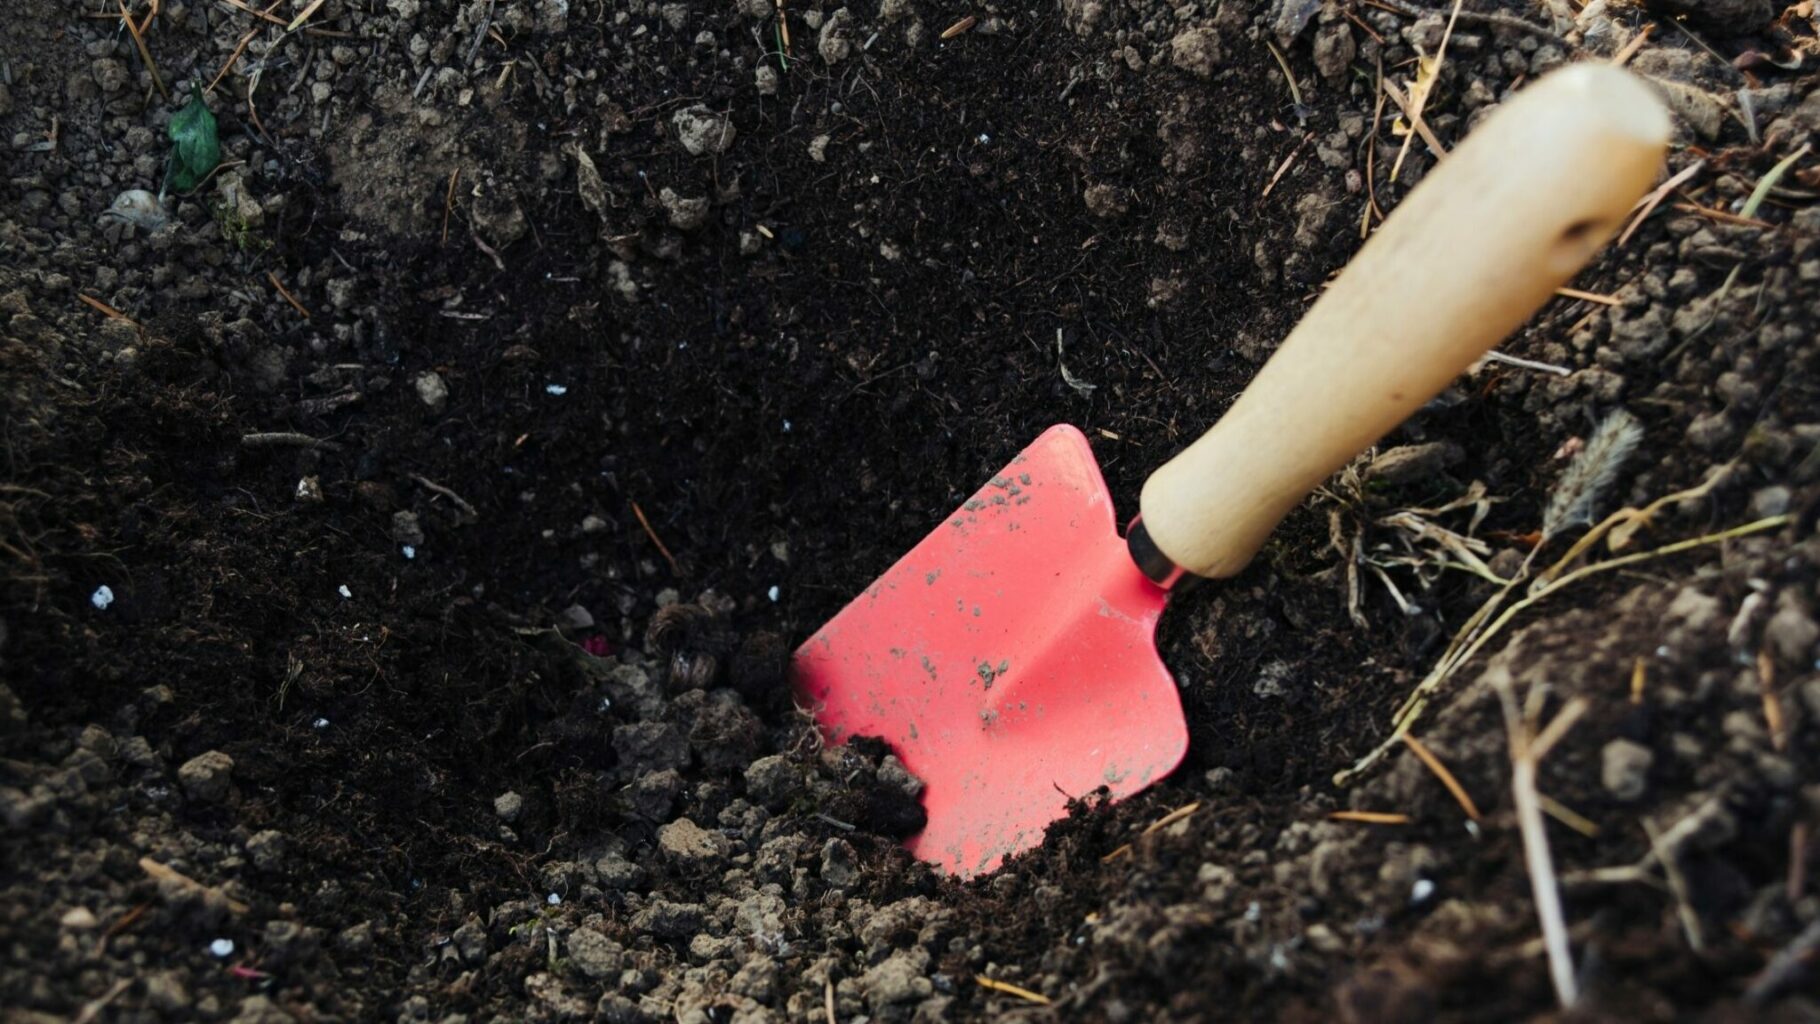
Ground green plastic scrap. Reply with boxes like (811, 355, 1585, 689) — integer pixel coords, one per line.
(167, 83, 221, 193)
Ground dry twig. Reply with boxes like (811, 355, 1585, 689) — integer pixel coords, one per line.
(119, 0, 171, 101)
(975, 975, 1051, 1005)
(442, 167, 461, 245)
(410, 473, 479, 521)
(1261, 133, 1314, 199)
(1494, 686, 1583, 1008)
(1479, 349, 1570, 376)
(1619, 160, 1703, 247)
(1643, 818, 1705, 951)
(631, 500, 681, 575)
(286, 0, 327, 32)
(1145, 801, 1201, 834)
(1552, 286, 1620, 306)
(1537, 793, 1599, 837)
(77, 294, 136, 324)
(940, 15, 977, 39)
(1609, 23, 1653, 68)
(1747, 918, 1820, 1006)
(1670, 202, 1773, 229)
(139, 856, 250, 914)
(1380, 76, 1447, 158)
(1338, 512, 1790, 786)
(1402, 734, 1481, 822)
(1389, 0, 1464, 182)
(1328, 810, 1411, 824)
(1363, 0, 1562, 39)
(73, 979, 133, 1024)
(267, 270, 311, 318)
(241, 431, 339, 451)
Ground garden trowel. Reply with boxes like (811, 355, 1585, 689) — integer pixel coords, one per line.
(793, 64, 1670, 877)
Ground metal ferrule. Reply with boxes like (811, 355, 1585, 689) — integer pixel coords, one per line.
(1125, 515, 1199, 592)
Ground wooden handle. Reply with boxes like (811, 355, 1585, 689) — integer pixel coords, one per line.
(1138, 64, 1669, 580)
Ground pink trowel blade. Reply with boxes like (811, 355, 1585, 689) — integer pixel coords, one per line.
(791, 425, 1189, 877)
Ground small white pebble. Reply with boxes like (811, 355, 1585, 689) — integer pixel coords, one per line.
(209, 938, 235, 958)
(338, 585, 352, 599)
(312, 717, 330, 729)
(1411, 878, 1436, 903)
(598, 697, 612, 712)
(546, 892, 562, 906)
(977, 132, 991, 144)
(402, 545, 416, 560)
(545, 383, 568, 396)
(90, 585, 115, 610)
(767, 585, 780, 602)
(782, 419, 792, 433)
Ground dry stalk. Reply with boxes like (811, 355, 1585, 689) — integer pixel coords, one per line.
(1494, 684, 1584, 1008)
(1643, 818, 1705, 951)
(139, 856, 250, 914)
(1144, 801, 1200, 834)
(1389, 0, 1464, 182)
(630, 500, 681, 575)
(1537, 793, 1598, 837)
(119, 0, 171, 101)
(241, 431, 339, 451)
(1402, 733, 1481, 822)
(1381, 76, 1447, 158)
(1552, 286, 1620, 306)
(1336, 512, 1792, 786)
(267, 270, 311, 318)
(1747, 917, 1820, 1006)
(1609, 23, 1653, 67)
(409, 472, 479, 521)
(1328, 810, 1411, 824)
(1618, 159, 1703, 247)
(975, 975, 1051, 1005)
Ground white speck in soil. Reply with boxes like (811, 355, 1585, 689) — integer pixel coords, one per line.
(598, 697, 612, 712)
(977, 132, 991, 144)
(1244, 901, 1261, 922)
(782, 419, 792, 432)
(1410, 878, 1436, 905)
(338, 585, 352, 599)
(767, 585, 780, 602)
(209, 938, 235, 958)
(90, 585, 114, 610)
(1655, 644, 1671, 657)
(545, 384, 568, 396)
(402, 545, 416, 560)
(313, 717, 330, 729)
(546, 892, 562, 906)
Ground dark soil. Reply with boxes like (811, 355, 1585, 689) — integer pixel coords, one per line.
(5, 0, 1820, 1021)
